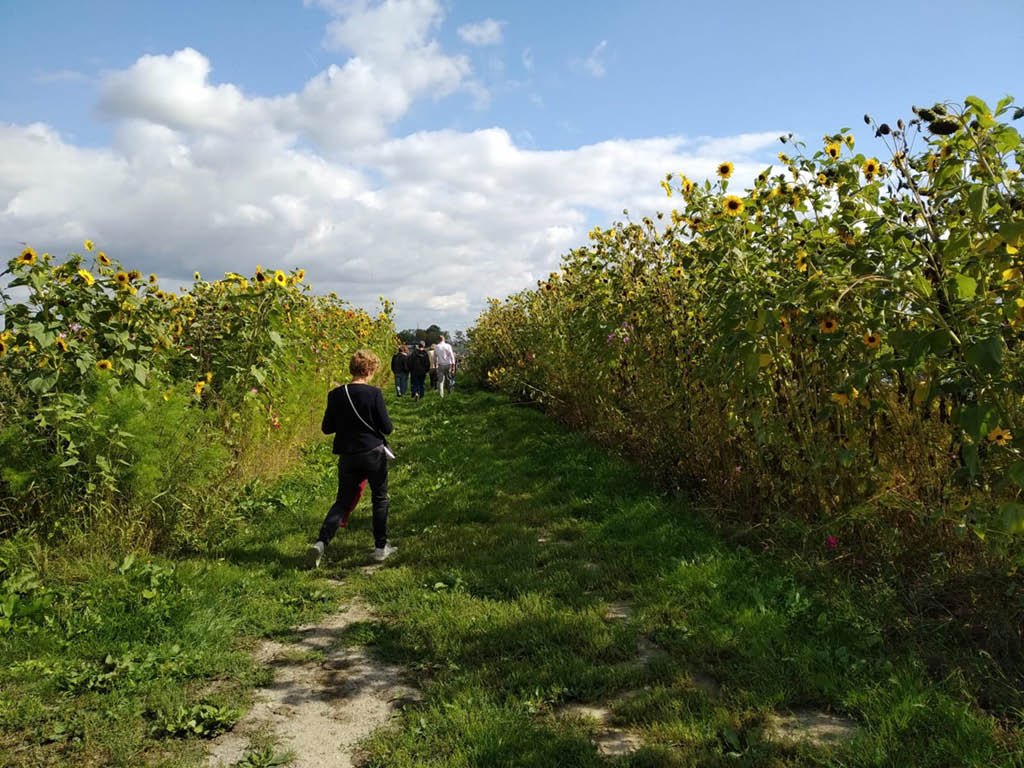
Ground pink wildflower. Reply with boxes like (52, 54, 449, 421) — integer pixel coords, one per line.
(827, 536, 838, 549)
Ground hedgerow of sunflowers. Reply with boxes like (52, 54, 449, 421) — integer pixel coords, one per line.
(1, 245, 395, 545)
(469, 95, 1024, 556)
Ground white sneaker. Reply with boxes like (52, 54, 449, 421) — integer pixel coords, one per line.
(373, 543, 396, 562)
(306, 541, 325, 569)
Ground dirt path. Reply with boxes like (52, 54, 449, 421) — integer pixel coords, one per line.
(207, 574, 419, 768)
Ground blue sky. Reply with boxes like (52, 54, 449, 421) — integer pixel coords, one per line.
(2, 0, 1022, 328)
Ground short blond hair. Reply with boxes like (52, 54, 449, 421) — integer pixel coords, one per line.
(349, 349, 381, 377)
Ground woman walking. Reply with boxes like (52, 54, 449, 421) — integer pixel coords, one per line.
(390, 344, 410, 397)
(307, 349, 396, 568)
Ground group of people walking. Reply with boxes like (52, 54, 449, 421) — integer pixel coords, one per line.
(305, 336, 459, 570)
(389, 336, 457, 399)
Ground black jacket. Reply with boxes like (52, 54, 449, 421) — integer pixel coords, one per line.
(409, 348, 431, 375)
(321, 383, 393, 455)
(391, 352, 410, 374)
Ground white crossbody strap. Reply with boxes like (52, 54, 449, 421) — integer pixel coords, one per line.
(344, 385, 379, 434)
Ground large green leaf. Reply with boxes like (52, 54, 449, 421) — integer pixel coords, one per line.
(1000, 502, 1024, 535)
(952, 273, 977, 300)
(964, 337, 1003, 374)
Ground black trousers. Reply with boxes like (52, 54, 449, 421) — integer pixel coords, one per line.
(317, 446, 389, 549)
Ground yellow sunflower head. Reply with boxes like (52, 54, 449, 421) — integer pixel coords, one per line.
(844, 134, 855, 148)
(115, 271, 129, 286)
(78, 268, 96, 286)
(84, 239, 94, 251)
(819, 317, 838, 334)
(96, 359, 113, 371)
(296, 268, 306, 282)
(0, 339, 6, 355)
(55, 337, 69, 353)
(795, 250, 808, 272)
(194, 381, 206, 396)
(255, 270, 268, 284)
(274, 270, 287, 286)
(817, 173, 828, 186)
(825, 143, 840, 160)
(987, 426, 1012, 446)
(830, 392, 849, 406)
(194, 271, 201, 281)
(128, 270, 141, 281)
(672, 266, 684, 278)
(723, 196, 744, 216)
(149, 273, 158, 284)
(97, 252, 111, 266)
(717, 161, 734, 179)
(863, 331, 882, 349)
(862, 158, 879, 179)
(17, 247, 37, 266)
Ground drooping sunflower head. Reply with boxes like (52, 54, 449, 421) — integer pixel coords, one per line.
(97, 252, 111, 266)
(778, 152, 790, 164)
(96, 359, 113, 371)
(723, 196, 744, 216)
(987, 426, 1012, 446)
(18, 247, 37, 266)
(115, 271, 130, 286)
(84, 239, 95, 251)
(55, 337, 69, 353)
(717, 161, 734, 179)
(825, 143, 840, 160)
(863, 331, 882, 349)
(819, 317, 838, 334)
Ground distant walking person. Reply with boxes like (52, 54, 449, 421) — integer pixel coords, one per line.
(408, 341, 431, 400)
(307, 349, 396, 568)
(435, 335, 455, 397)
(390, 344, 410, 397)
(428, 344, 438, 391)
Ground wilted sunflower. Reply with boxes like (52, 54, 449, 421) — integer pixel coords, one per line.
(18, 247, 37, 265)
(97, 252, 111, 266)
(115, 271, 130, 286)
(78, 268, 96, 286)
(723, 196, 744, 216)
(717, 162, 734, 179)
(96, 359, 113, 371)
(825, 142, 840, 160)
(819, 317, 838, 334)
(987, 426, 1012, 446)
(55, 337, 69, 353)
(863, 331, 882, 348)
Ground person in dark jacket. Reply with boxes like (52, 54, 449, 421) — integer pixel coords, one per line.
(390, 344, 410, 397)
(307, 349, 396, 568)
(408, 341, 431, 400)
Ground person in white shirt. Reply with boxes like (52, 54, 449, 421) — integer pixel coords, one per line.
(434, 336, 456, 397)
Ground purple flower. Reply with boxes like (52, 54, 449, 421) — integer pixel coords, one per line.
(607, 333, 616, 343)
(827, 536, 838, 549)
(250, 388, 258, 394)
(622, 336, 630, 343)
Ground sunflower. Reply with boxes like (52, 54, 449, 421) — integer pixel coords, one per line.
(205, 371, 213, 384)
(274, 270, 287, 286)
(819, 317, 838, 334)
(778, 152, 790, 164)
(681, 178, 694, 197)
(672, 266, 684, 278)
(717, 161, 734, 179)
(155, 290, 166, 300)
(128, 270, 141, 281)
(84, 239, 94, 251)
(55, 337, 69, 353)
(18, 247, 37, 266)
(830, 392, 850, 406)
(96, 359, 113, 371)
(795, 250, 808, 272)
(987, 426, 1012, 446)
(817, 173, 828, 186)
(254, 270, 268, 285)
(863, 331, 882, 349)
(193, 271, 201, 281)
(78, 268, 96, 286)
(721, 196, 744, 216)
(844, 134, 855, 148)
(295, 268, 306, 282)
(0, 339, 7, 355)
(825, 142, 840, 160)
(862, 158, 880, 179)
(115, 271, 129, 286)
(149, 273, 157, 284)
(97, 252, 111, 266)
(194, 381, 206, 396)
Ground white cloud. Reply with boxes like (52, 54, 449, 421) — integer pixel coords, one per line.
(1, 2, 781, 331)
(572, 40, 608, 78)
(457, 18, 504, 46)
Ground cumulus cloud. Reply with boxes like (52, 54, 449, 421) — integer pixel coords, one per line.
(457, 18, 504, 46)
(1, 1, 780, 330)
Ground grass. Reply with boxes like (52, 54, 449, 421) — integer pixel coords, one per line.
(1, 380, 1021, 766)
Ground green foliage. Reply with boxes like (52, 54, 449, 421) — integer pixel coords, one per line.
(149, 701, 240, 738)
(0, 247, 396, 546)
(469, 96, 1024, 558)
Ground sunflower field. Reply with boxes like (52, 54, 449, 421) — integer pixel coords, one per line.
(469, 95, 1024, 565)
(0, 246, 395, 548)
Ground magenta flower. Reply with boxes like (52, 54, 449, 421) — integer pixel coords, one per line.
(827, 536, 838, 549)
